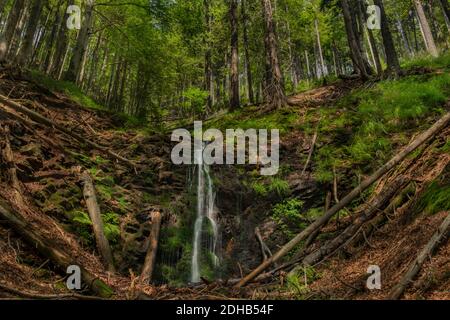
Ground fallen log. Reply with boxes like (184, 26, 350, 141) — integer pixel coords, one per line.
(0, 95, 136, 169)
(235, 112, 450, 288)
(388, 211, 450, 300)
(81, 171, 115, 273)
(300, 176, 407, 268)
(0, 198, 114, 298)
(140, 211, 162, 284)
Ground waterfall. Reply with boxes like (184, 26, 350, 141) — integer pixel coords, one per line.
(191, 143, 219, 283)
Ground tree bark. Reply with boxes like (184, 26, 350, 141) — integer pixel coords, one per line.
(51, 0, 72, 78)
(315, 18, 327, 77)
(140, 211, 162, 284)
(414, 0, 439, 57)
(16, 0, 44, 66)
(236, 111, 450, 287)
(0, 0, 25, 61)
(261, 0, 286, 109)
(242, 0, 254, 104)
(65, 0, 95, 82)
(341, 0, 371, 79)
(229, 0, 239, 111)
(203, 0, 213, 112)
(374, 0, 401, 76)
(81, 171, 115, 273)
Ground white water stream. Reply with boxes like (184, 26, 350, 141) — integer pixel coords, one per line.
(191, 143, 219, 283)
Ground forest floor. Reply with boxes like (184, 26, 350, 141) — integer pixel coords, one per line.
(0, 55, 449, 300)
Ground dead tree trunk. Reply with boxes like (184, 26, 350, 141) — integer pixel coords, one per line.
(388, 211, 450, 300)
(140, 211, 162, 284)
(0, 198, 114, 298)
(301, 177, 407, 267)
(81, 171, 115, 273)
(236, 111, 450, 287)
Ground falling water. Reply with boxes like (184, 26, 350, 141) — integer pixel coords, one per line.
(191, 143, 219, 283)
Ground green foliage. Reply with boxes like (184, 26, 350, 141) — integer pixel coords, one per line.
(182, 87, 209, 115)
(251, 177, 290, 197)
(273, 198, 304, 237)
(28, 70, 105, 111)
(402, 52, 450, 71)
(69, 210, 120, 245)
(415, 178, 450, 216)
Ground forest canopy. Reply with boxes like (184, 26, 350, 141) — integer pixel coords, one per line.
(0, 0, 448, 127)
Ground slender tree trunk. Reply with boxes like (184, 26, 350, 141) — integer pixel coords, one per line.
(52, 0, 72, 77)
(359, 0, 382, 74)
(374, 0, 401, 76)
(315, 18, 327, 77)
(229, 0, 239, 111)
(438, 0, 450, 32)
(0, 0, 25, 61)
(242, 0, 254, 104)
(414, 0, 439, 57)
(16, 0, 44, 65)
(65, 0, 95, 82)
(261, 0, 286, 109)
(396, 17, 413, 57)
(203, 0, 213, 112)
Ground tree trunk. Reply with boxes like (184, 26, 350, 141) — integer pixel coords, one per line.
(236, 111, 450, 287)
(51, 0, 72, 78)
(140, 211, 162, 284)
(229, 0, 239, 111)
(438, 0, 450, 32)
(315, 18, 327, 77)
(16, 0, 44, 65)
(242, 0, 254, 104)
(203, 0, 213, 112)
(359, 0, 382, 74)
(0, 0, 25, 61)
(65, 0, 95, 82)
(261, 0, 286, 109)
(396, 17, 413, 57)
(414, 0, 439, 57)
(81, 171, 115, 273)
(374, 0, 401, 76)
(341, 0, 371, 79)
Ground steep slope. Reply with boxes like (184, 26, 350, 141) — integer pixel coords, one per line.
(0, 55, 449, 300)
